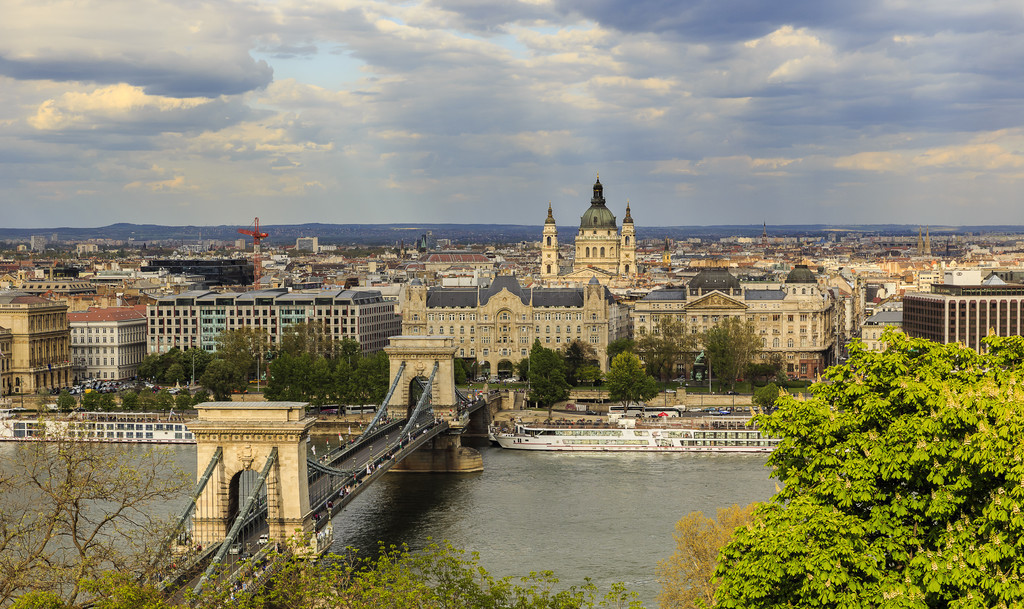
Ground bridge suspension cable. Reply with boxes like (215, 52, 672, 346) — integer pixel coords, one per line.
(193, 447, 278, 596)
(400, 361, 438, 438)
(358, 361, 405, 441)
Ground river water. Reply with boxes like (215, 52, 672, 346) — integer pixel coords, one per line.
(322, 442, 777, 607)
(5, 440, 776, 608)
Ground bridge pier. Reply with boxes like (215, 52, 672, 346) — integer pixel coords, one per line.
(390, 433, 483, 473)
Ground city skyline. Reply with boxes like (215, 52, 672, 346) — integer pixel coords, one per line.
(3, 1, 1024, 229)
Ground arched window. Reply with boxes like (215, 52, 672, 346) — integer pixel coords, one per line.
(625, 236, 630, 245)
(546, 236, 551, 246)
(773, 338, 780, 348)
(546, 264, 551, 274)
(624, 264, 630, 274)
(762, 338, 767, 347)
(787, 338, 794, 348)
(600, 247, 606, 257)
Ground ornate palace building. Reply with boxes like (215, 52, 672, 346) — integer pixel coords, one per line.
(0, 291, 72, 395)
(633, 266, 838, 381)
(402, 275, 628, 375)
(541, 176, 638, 285)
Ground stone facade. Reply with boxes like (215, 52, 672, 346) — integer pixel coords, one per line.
(69, 305, 147, 382)
(633, 266, 838, 380)
(403, 274, 627, 373)
(0, 291, 71, 394)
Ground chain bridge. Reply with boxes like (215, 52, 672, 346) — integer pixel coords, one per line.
(153, 336, 497, 597)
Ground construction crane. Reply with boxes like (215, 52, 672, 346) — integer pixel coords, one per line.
(238, 217, 269, 291)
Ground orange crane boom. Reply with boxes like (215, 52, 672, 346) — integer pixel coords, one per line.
(239, 217, 269, 291)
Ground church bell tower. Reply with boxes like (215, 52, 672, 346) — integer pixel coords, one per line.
(541, 202, 559, 281)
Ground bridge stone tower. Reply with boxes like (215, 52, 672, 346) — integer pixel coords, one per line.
(187, 402, 317, 546)
(384, 336, 459, 421)
(384, 335, 482, 472)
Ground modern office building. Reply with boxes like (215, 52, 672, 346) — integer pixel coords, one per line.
(402, 274, 629, 373)
(140, 259, 254, 287)
(69, 306, 148, 382)
(903, 282, 1024, 351)
(0, 291, 71, 394)
(147, 288, 401, 355)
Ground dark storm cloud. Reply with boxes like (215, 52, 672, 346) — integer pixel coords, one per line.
(0, 53, 272, 98)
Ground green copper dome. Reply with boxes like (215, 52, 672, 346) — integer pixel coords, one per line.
(580, 176, 617, 230)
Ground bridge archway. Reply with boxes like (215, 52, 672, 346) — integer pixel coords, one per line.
(384, 336, 458, 422)
(187, 402, 316, 547)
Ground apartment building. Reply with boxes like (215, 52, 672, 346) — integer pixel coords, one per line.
(69, 306, 148, 382)
(0, 291, 71, 394)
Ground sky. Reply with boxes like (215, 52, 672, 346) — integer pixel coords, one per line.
(3, 0, 1024, 229)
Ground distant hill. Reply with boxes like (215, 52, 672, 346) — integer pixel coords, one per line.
(1, 223, 1020, 246)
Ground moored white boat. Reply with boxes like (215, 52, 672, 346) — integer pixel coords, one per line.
(0, 410, 195, 444)
(491, 416, 777, 453)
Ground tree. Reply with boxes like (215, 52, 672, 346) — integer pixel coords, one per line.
(560, 340, 599, 386)
(606, 352, 659, 409)
(55, 391, 75, 413)
(701, 317, 760, 391)
(163, 363, 186, 386)
(236, 540, 641, 609)
(80, 391, 100, 411)
(119, 391, 139, 411)
(606, 337, 636, 362)
(200, 359, 242, 401)
(713, 331, 1024, 607)
(0, 436, 188, 607)
(526, 340, 570, 417)
(657, 503, 758, 609)
(636, 317, 696, 381)
(278, 321, 355, 360)
(751, 383, 780, 413)
(174, 392, 192, 411)
(153, 389, 173, 411)
(214, 327, 270, 384)
(577, 365, 603, 386)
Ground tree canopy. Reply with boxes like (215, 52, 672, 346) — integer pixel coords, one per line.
(701, 317, 760, 390)
(636, 316, 696, 381)
(606, 352, 659, 408)
(714, 331, 1024, 607)
(526, 340, 570, 414)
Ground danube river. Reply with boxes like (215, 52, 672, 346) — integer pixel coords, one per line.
(319, 441, 777, 607)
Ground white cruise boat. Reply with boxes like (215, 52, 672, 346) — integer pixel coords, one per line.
(492, 416, 777, 453)
(0, 410, 195, 444)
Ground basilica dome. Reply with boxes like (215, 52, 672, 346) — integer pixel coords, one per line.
(580, 177, 617, 230)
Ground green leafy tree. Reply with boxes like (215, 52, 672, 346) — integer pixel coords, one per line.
(577, 365, 603, 386)
(96, 393, 116, 412)
(714, 331, 1024, 608)
(526, 340, 570, 418)
(214, 327, 269, 384)
(162, 363, 186, 386)
(751, 383, 780, 413)
(190, 388, 210, 405)
(136, 354, 164, 383)
(119, 391, 139, 412)
(55, 391, 76, 413)
(701, 317, 760, 391)
(199, 359, 241, 401)
(153, 389, 173, 411)
(637, 317, 697, 381)
(606, 351, 659, 409)
(174, 392, 192, 411)
(606, 337, 636, 363)
(278, 321, 355, 360)
(560, 340, 599, 386)
(135, 390, 157, 412)
(182, 348, 213, 385)
(80, 391, 100, 412)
